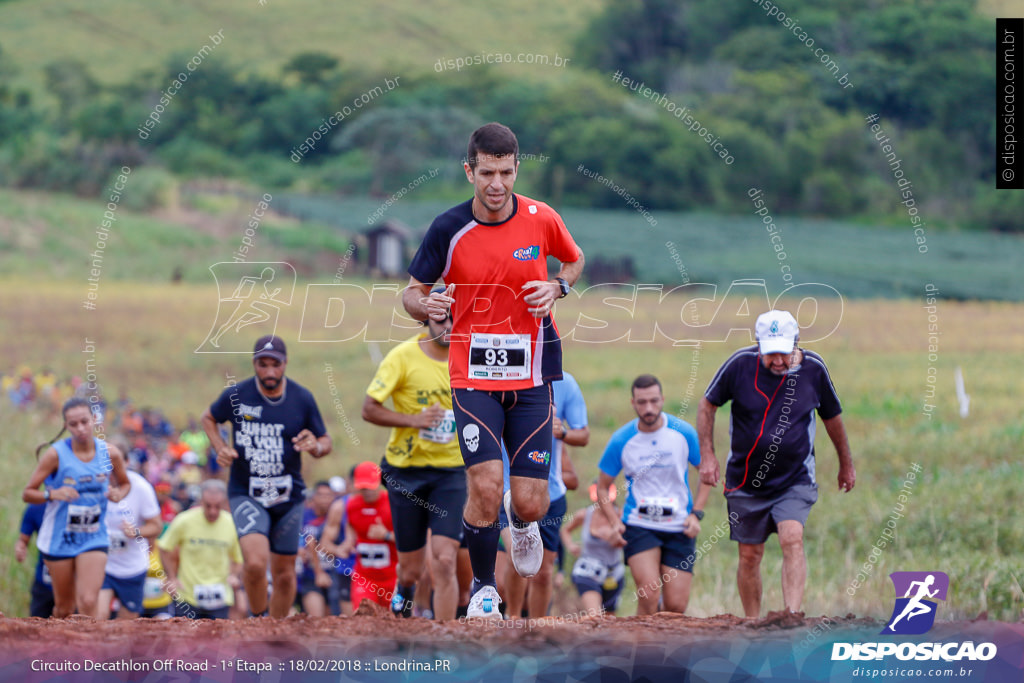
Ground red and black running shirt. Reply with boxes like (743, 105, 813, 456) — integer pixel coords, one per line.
(408, 194, 580, 391)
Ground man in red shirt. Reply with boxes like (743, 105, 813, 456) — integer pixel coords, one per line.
(403, 122, 585, 618)
(338, 462, 397, 609)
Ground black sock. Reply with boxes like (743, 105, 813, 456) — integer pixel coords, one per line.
(463, 518, 500, 587)
(396, 584, 415, 617)
(456, 604, 468, 619)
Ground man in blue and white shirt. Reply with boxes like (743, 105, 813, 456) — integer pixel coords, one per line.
(596, 374, 710, 615)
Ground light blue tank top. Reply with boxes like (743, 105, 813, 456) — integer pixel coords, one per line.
(36, 437, 111, 557)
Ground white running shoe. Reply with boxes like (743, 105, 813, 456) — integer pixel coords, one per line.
(466, 584, 503, 619)
(504, 490, 543, 578)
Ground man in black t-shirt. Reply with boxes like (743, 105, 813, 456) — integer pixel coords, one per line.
(697, 310, 854, 618)
(201, 335, 332, 618)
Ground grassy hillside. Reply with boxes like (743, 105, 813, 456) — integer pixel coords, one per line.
(8, 185, 1011, 301)
(0, 0, 1006, 92)
(1, 278, 1022, 621)
(0, 188, 351, 282)
(0, 0, 600, 94)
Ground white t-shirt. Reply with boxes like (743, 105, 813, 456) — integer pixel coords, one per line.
(598, 414, 701, 532)
(105, 470, 160, 578)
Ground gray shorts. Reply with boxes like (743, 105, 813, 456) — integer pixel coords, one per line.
(230, 495, 304, 555)
(726, 483, 818, 545)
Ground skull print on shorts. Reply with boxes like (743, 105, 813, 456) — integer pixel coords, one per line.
(462, 423, 480, 453)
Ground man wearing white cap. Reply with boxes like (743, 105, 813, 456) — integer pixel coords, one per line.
(697, 310, 854, 617)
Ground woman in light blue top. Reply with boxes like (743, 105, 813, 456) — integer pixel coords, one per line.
(22, 397, 130, 618)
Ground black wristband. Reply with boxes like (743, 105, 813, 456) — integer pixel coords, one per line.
(692, 509, 704, 521)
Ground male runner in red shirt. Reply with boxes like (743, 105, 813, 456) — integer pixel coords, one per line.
(402, 122, 584, 618)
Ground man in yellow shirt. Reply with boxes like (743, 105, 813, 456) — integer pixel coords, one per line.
(362, 308, 464, 620)
(157, 479, 242, 619)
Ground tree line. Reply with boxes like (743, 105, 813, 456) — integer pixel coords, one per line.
(0, 0, 1013, 231)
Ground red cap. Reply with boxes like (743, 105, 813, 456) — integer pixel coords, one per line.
(352, 461, 381, 490)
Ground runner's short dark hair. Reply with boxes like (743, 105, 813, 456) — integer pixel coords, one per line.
(467, 122, 519, 169)
(631, 374, 662, 395)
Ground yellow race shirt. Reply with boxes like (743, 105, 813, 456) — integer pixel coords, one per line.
(366, 333, 462, 468)
(142, 548, 172, 610)
(157, 506, 242, 608)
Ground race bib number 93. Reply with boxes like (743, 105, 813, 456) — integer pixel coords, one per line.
(468, 334, 530, 380)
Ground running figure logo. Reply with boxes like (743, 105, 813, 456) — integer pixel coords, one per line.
(881, 571, 949, 635)
(196, 263, 296, 353)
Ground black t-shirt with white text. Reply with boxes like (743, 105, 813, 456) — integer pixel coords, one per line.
(210, 377, 327, 508)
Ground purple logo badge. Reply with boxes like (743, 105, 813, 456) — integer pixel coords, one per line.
(881, 571, 949, 635)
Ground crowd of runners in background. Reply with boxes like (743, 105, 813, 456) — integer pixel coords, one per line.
(12, 378, 619, 621)
(13, 122, 853, 624)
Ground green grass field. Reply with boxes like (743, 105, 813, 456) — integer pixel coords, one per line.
(4, 186, 1024, 302)
(282, 192, 1024, 300)
(1, 277, 1021, 622)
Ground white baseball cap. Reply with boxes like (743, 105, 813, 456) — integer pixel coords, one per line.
(755, 310, 799, 355)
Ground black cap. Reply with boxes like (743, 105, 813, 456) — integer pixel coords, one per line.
(253, 335, 287, 362)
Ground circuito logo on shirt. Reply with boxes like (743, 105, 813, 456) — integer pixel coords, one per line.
(527, 450, 550, 465)
(512, 245, 540, 261)
(881, 571, 948, 635)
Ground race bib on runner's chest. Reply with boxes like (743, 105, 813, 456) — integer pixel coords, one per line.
(637, 496, 679, 523)
(356, 542, 391, 570)
(468, 334, 531, 380)
(418, 409, 456, 444)
(109, 530, 130, 553)
(249, 474, 293, 507)
(67, 503, 101, 534)
(193, 583, 227, 610)
(572, 556, 608, 583)
(143, 576, 164, 601)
